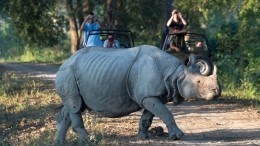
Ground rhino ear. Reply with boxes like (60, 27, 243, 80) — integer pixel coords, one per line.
(187, 54, 200, 73)
(187, 54, 196, 67)
(211, 65, 217, 79)
(213, 65, 217, 75)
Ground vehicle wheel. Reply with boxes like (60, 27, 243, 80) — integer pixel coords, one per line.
(196, 56, 212, 76)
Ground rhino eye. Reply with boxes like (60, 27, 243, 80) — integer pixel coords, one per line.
(197, 80, 200, 84)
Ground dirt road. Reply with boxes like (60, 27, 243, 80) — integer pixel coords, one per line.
(0, 63, 259, 145)
(0, 62, 59, 79)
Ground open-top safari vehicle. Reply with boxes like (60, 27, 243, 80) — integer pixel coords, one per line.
(162, 32, 214, 75)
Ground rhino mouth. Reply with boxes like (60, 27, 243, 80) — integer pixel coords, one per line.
(203, 91, 219, 100)
(172, 95, 185, 105)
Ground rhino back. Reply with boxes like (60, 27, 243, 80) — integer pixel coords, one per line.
(74, 47, 141, 117)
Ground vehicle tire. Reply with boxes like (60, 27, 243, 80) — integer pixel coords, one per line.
(196, 56, 212, 76)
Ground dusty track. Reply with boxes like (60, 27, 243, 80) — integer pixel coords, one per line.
(0, 62, 259, 145)
(0, 62, 59, 79)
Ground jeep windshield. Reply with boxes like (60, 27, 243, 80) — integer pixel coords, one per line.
(85, 29, 135, 48)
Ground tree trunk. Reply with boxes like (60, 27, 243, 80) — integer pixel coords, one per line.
(66, 0, 79, 54)
(78, 0, 92, 46)
(106, 0, 116, 29)
(160, 0, 173, 48)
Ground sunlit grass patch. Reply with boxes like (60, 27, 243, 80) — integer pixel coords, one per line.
(18, 45, 71, 63)
(0, 92, 61, 145)
(218, 73, 259, 107)
(0, 72, 56, 96)
(0, 72, 61, 145)
(0, 41, 71, 63)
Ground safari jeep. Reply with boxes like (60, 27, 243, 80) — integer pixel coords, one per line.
(162, 32, 214, 76)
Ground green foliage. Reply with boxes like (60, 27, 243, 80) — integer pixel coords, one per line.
(119, 0, 164, 46)
(0, 21, 71, 63)
(0, 18, 24, 61)
(215, 0, 259, 102)
(89, 0, 165, 46)
(217, 52, 259, 101)
(1, 0, 67, 47)
(174, 0, 259, 104)
(0, 44, 71, 63)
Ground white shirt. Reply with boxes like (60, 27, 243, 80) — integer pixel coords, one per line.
(103, 40, 120, 48)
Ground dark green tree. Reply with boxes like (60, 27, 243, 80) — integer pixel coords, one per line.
(1, 0, 66, 47)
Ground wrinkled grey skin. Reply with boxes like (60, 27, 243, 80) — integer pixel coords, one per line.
(55, 45, 221, 144)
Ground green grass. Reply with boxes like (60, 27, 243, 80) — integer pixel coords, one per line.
(0, 42, 71, 63)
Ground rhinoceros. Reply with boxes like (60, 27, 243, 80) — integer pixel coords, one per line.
(55, 45, 221, 144)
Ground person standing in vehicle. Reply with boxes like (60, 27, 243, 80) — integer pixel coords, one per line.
(80, 12, 103, 47)
(167, 9, 187, 33)
(166, 9, 187, 52)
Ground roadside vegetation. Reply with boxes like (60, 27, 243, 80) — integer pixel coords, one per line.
(0, 0, 259, 145)
(0, 23, 71, 63)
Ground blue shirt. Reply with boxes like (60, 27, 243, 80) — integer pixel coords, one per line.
(83, 22, 102, 47)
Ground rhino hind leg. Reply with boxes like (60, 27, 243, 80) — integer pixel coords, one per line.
(56, 106, 71, 145)
(137, 110, 154, 139)
(56, 106, 89, 145)
(69, 112, 89, 142)
(142, 97, 184, 140)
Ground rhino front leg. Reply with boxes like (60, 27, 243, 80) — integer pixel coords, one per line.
(142, 97, 184, 140)
(56, 106, 71, 145)
(69, 112, 89, 142)
(137, 110, 154, 139)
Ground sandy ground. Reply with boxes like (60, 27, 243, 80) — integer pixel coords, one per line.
(0, 62, 259, 145)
